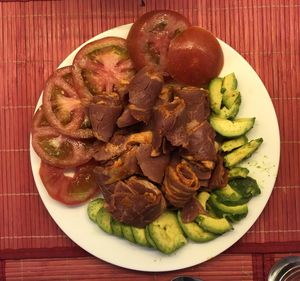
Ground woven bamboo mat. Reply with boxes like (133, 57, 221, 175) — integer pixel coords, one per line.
(0, 0, 300, 280)
(4, 254, 259, 281)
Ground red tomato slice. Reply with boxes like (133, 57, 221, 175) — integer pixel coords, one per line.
(32, 110, 95, 168)
(72, 37, 135, 101)
(127, 10, 191, 71)
(42, 66, 94, 139)
(40, 161, 100, 205)
(167, 27, 224, 86)
(32, 106, 52, 133)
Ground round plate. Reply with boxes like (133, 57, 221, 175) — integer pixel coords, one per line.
(30, 24, 280, 272)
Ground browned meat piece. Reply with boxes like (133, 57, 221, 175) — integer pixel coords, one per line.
(152, 97, 186, 152)
(189, 161, 212, 180)
(161, 138, 175, 155)
(126, 130, 153, 145)
(127, 104, 151, 123)
(93, 134, 128, 162)
(101, 176, 166, 228)
(162, 158, 200, 208)
(174, 86, 210, 123)
(116, 107, 139, 128)
(184, 120, 217, 162)
(128, 67, 163, 123)
(180, 196, 207, 223)
(184, 160, 212, 188)
(152, 86, 211, 151)
(88, 92, 122, 142)
(93, 131, 153, 162)
(155, 84, 175, 106)
(163, 86, 211, 148)
(93, 147, 140, 185)
(208, 155, 228, 190)
(199, 180, 209, 187)
(136, 144, 170, 184)
(164, 111, 189, 147)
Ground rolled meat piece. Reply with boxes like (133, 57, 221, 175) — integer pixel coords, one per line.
(88, 92, 122, 142)
(162, 157, 200, 208)
(186, 160, 212, 188)
(100, 176, 166, 228)
(128, 67, 163, 123)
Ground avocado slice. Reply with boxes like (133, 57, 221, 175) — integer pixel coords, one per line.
(208, 77, 223, 114)
(111, 218, 123, 238)
(121, 224, 135, 243)
(214, 184, 249, 206)
(196, 191, 210, 210)
(87, 198, 105, 222)
(145, 226, 157, 249)
(177, 211, 216, 242)
(224, 138, 263, 167)
(196, 215, 232, 235)
(96, 207, 113, 234)
(217, 95, 241, 119)
(221, 72, 238, 93)
(210, 116, 255, 138)
(208, 194, 248, 222)
(228, 167, 249, 179)
(229, 176, 261, 198)
(222, 89, 240, 109)
(131, 227, 150, 247)
(221, 136, 248, 152)
(148, 211, 187, 254)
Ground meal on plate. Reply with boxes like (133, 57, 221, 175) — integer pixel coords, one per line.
(31, 10, 263, 254)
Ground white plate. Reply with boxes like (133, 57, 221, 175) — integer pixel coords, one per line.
(30, 24, 280, 272)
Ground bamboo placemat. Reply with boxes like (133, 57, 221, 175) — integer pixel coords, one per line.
(4, 254, 258, 281)
(0, 0, 299, 280)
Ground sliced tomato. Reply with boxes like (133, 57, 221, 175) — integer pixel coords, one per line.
(39, 161, 100, 205)
(127, 10, 191, 71)
(31, 106, 52, 133)
(32, 120, 95, 168)
(167, 27, 224, 86)
(42, 66, 94, 139)
(72, 37, 135, 101)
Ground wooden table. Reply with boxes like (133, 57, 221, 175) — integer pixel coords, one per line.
(0, 0, 299, 280)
